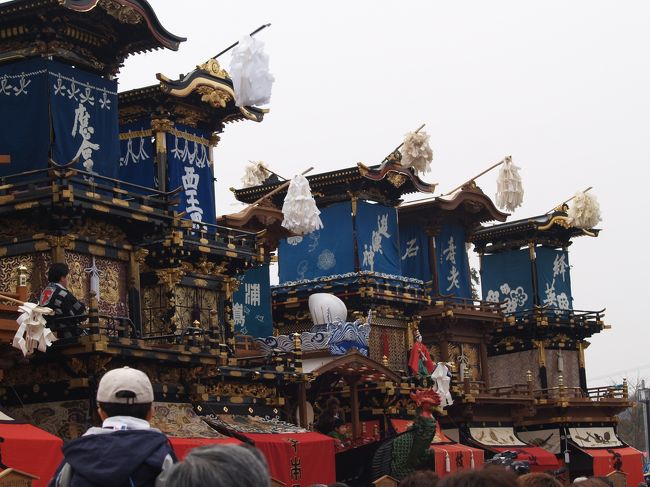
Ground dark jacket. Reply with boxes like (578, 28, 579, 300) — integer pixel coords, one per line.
(48, 429, 175, 487)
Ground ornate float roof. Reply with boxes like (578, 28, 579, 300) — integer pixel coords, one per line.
(118, 59, 266, 132)
(233, 161, 436, 208)
(471, 206, 600, 253)
(307, 351, 401, 383)
(217, 203, 290, 254)
(399, 182, 508, 227)
(0, 0, 185, 76)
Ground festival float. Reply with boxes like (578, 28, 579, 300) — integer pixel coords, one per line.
(0, 1, 642, 486)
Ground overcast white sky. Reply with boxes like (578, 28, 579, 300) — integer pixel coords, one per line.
(115, 1, 650, 387)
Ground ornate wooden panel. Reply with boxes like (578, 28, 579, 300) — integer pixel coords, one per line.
(0, 252, 51, 299)
(448, 341, 481, 381)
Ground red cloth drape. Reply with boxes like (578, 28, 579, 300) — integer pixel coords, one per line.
(408, 342, 434, 375)
(582, 446, 644, 486)
(491, 446, 559, 471)
(0, 423, 64, 487)
(168, 437, 242, 460)
(244, 432, 336, 487)
(431, 443, 484, 475)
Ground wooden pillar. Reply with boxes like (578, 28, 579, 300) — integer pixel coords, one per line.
(151, 118, 173, 192)
(297, 382, 308, 429)
(528, 243, 540, 307)
(480, 341, 490, 388)
(535, 340, 548, 391)
(578, 341, 588, 391)
(349, 376, 361, 440)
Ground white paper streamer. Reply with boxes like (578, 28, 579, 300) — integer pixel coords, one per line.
(84, 256, 104, 302)
(241, 160, 271, 188)
(229, 35, 275, 107)
(281, 174, 323, 235)
(567, 191, 601, 229)
(400, 131, 433, 175)
(431, 363, 454, 408)
(495, 157, 524, 212)
(12, 302, 56, 356)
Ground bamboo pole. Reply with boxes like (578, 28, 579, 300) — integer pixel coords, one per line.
(441, 155, 511, 197)
(213, 24, 271, 60)
(547, 186, 592, 214)
(379, 123, 426, 166)
(250, 167, 314, 206)
(0, 291, 23, 306)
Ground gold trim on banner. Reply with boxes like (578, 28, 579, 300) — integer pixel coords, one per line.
(119, 130, 153, 140)
(168, 129, 210, 146)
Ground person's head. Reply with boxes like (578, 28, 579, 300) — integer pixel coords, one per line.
(326, 397, 340, 413)
(164, 444, 270, 487)
(96, 366, 154, 422)
(399, 469, 439, 487)
(517, 473, 563, 487)
(332, 418, 347, 436)
(572, 480, 609, 487)
(48, 262, 69, 286)
(438, 467, 518, 487)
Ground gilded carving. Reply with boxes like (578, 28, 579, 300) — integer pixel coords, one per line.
(45, 235, 75, 251)
(197, 59, 230, 79)
(100, 264, 120, 305)
(98, 0, 143, 24)
(174, 106, 203, 128)
(71, 221, 127, 245)
(197, 86, 232, 108)
(155, 268, 186, 290)
(151, 118, 174, 133)
(387, 172, 407, 188)
(202, 382, 276, 400)
(134, 248, 149, 265)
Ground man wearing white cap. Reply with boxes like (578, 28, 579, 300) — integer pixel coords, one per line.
(48, 366, 176, 487)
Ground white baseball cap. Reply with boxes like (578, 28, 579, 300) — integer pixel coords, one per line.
(96, 367, 154, 404)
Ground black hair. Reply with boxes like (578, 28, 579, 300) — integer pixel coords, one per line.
(98, 402, 152, 420)
(48, 262, 69, 283)
(332, 417, 344, 429)
(326, 397, 340, 411)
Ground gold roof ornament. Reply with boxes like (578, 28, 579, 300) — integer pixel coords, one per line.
(197, 59, 230, 80)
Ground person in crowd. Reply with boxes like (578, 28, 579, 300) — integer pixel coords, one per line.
(572, 479, 609, 486)
(39, 262, 86, 326)
(399, 469, 439, 487)
(315, 397, 341, 435)
(438, 467, 519, 487)
(517, 472, 563, 487)
(328, 418, 349, 443)
(48, 366, 175, 487)
(162, 443, 270, 487)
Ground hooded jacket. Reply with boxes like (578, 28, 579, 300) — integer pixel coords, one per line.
(48, 423, 175, 487)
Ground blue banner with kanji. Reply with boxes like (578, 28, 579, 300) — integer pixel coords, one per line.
(481, 248, 533, 313)
(49, 61, 119, 179)
(535, 247, 573, 311)
(356, 201, 400, 276)
(434, 224, 471, 298)
(232, 264, 272, 338)
(119, 120, 155, 190)
(167, 124, 216, 225)
(399, 224, 430, 282)
(278, 201, 354, 283)
(0, 58, 51, 176)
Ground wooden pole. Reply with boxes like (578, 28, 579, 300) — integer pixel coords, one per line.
(378, 123, 426, 166)
(0, 292, 24, 306)
(546, 186, 593, 214)
(298, 382, 308, 429)
(349, 376, 361, 440)
(250, 167, 314, 206)
(212, 24, 271, 60)
(441, 156, 510, 197)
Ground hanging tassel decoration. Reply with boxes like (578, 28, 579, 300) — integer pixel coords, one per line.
(444, 450, 451, 473)
(470, 451, 475, 469)
(241, 160, 271, 188)
(281, 174, 323, 235)
(400, 130, 433, 175)
(567, 191, 601, 229)
(495, 156, 524, 212)
(229, 35, 275, 107)
(84, 256, 104, 302)
(12, 302, 56, 356)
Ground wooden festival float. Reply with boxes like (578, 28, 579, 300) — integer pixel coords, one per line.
(0, 1, 642, 486)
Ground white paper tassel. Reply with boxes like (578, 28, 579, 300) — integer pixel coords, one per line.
(229, 35, 274, 107)
(281, 174, 323, 235)
(84, 256, 104, 302)
(495, 157, 524, 212)
(567, 191, 601, 229)
(400, 131, 433, 175)
(444, 450, 451, 472)
(470, 451, 475, 469)
(431, 363, 454, 408)
(241, 161, 270, 188)
(12, 302, 56, 356)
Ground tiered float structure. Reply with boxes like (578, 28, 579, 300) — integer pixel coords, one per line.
(0, 1, 642, 486)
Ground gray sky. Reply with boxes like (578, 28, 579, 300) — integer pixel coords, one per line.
(116, 1, 649, 386)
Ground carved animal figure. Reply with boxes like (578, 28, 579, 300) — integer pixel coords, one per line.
(371, 389, 440, 481)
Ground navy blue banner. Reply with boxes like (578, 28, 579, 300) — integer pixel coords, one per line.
(399, 224, 430, 282)
(167, 124, 216, 225)
(435, 224, 471, 298)
(356, 201, 400, 275)
(278, 201, 354, 283)
(536, 247, 573, 311)
(232, 265, 272, 338)
(49, 61, 119, 179)
(481, 248, 533, 313)
(0, 58, 50, 176)
(118, 120, 155, 190)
